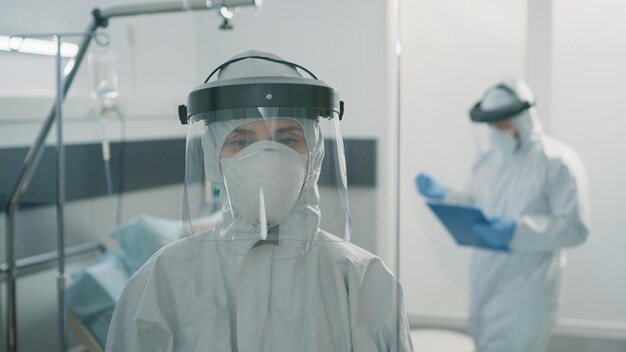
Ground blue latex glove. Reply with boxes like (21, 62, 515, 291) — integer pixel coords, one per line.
(415, 172, 447, 200)
(472, 217, 516, 252)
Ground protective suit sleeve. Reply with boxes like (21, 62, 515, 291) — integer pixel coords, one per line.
(510, 158, 590, 252)
(105, 254, 174, 352)
(443, 187, 473, 204)
(351, 258, 414, 352)
(443, 176, 475, 204)
(442, 152, 492, 205)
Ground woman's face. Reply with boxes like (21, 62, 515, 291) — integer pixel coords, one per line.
(489, 119, 520, 139)
(489, 119, 515, 131)
(220, 118, 308, 157)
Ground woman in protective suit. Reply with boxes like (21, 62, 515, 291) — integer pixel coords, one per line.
(105, 51, 413, 352)
(417, 79, 590, 352)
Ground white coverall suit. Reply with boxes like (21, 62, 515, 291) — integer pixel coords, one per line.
(105, 51, 413, 351)
(447, 106, 590, 351)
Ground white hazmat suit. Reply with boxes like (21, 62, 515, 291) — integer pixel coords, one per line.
(446, 79, 590, 351)
(105, 52, 413, 352)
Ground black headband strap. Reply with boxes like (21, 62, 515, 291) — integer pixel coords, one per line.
(203, 55, 318, 83)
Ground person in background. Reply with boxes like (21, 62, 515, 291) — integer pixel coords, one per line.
(416, 78, 590, 352)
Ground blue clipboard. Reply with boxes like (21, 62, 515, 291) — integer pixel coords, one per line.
(426, 201, 490, 248)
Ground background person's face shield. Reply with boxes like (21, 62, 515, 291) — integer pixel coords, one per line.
(470, 122, 493, 154)
(469, 83, 532, 153)
(471, 119, 521, 154)
(183, 107, 350, 243)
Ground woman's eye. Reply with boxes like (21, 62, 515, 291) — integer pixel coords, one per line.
(278, 138, 297, 146)
(229, 140, 250, 149)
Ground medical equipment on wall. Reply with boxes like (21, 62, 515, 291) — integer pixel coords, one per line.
(3, 2, 261, 352)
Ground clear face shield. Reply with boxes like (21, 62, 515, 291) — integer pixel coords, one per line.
(469, 83, 533, 153)
(471, 122, 494, 154)
(183, 107, 350, 244)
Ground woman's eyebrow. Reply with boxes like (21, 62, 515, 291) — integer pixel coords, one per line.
(273, 126, 303, 134)
(229, 127, 257, 136)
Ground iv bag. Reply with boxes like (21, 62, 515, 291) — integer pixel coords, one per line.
(88, 45, 119, 107)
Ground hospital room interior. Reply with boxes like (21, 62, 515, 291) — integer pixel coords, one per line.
(0, 0, 625, 351)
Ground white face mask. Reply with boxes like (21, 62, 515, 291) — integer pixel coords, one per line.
(221, 140, 307, 226)
(489, 129, 519, 154)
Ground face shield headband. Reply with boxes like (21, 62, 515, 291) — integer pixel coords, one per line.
(177, 55, 345, 126)
(469, 84, 535, 123)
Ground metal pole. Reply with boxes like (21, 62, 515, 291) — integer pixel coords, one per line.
(97, 0, 258, 20)
(393, 0, 403, 348)
(54, 35, 68, 352)
(0, 241, 106, 280)
(5, 206, 17, 352)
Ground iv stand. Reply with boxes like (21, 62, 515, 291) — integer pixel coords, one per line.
(5, 30, 109, 352)
(3, 1, 261, 351)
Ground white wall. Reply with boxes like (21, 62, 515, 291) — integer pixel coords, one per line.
(550, 0, 626, 337)
(398, 0, 528, 323)
(398, 0, 626, 341)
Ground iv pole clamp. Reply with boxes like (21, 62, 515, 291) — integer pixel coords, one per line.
(3, 1, 261, 352)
